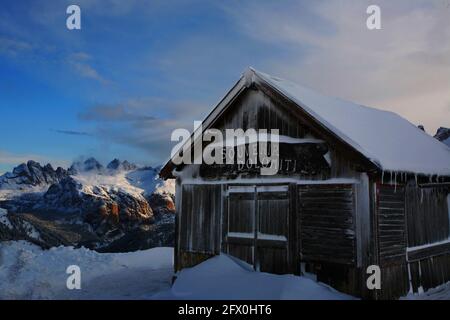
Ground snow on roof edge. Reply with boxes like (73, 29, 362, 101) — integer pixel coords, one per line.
(250, 68, 450, 177)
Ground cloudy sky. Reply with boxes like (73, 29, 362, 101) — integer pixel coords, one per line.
(1, 0, 449, 174)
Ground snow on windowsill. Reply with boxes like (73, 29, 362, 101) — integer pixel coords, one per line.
(407, 238, 450, 253)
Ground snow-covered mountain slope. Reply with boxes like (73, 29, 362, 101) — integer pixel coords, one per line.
(0, 158, 175, 252)
(0, 241, 173, 300)
(1, 158, 172, 203)
(69, 166, 174, 199)
(0, 161, 68, 201)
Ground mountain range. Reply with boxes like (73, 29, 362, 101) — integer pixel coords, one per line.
(0, 158, 175, 252)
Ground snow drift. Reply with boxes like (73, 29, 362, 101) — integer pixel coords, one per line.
(0, 241, 173, 300)
(154, 254, 354, 300)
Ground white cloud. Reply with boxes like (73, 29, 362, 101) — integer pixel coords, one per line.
(78, 98, 208, 163)
(224, 0, 450, 134)
(67, 52, 110, 85)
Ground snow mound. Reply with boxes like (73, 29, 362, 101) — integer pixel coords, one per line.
(153, 254, 354, 300)
(0, 241, 174, 300)
(402, 281, 450, 300)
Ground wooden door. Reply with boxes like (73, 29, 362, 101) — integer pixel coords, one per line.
(225, 185, 291, 274)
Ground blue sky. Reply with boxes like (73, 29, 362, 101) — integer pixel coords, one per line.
(1, 0, 449, 174)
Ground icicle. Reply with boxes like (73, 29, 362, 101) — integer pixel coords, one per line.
(381, 170, 384, 184)
(420, 188, 424, 203)
(394, 172, 397, 192)
(415, 174, 418, 186)
(418, 261, 424, 294)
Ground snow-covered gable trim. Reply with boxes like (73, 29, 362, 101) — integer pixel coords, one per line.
(160, 72, 252, 179)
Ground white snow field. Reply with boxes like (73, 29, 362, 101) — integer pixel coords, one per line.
(1, 240, 449, 300)
(0, 241, 174, 300)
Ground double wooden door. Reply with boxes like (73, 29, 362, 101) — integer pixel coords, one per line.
(224, 185, 293, 274)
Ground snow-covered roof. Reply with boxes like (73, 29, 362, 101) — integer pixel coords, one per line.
(251, 68, 450, 176)
(160, 68, 450, 179)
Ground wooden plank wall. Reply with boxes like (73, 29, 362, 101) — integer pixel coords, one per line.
(213, 89, 360, 180)
(375, 183, 450, 298)
(377, 185, 407, 266)
(298, 184, 356, 265)
(178, 184, 222, 267)
(226, 191, 255, 265)
(215, 89, 306, 139)
(408, 254, 450, 292)
(405, 183, 450, 293)
(224, 185, 294, 274)
(376, 184, 409, 299)
(405, 184, 450, 246)
(257, 190, 290, 274)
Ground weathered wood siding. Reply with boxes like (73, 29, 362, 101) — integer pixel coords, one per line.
(375, 184, 409, 299)
(405, 184, 450, 246)
(215, 89, 306, 138)
(376, 184, 407, 266)
(211, 89, 361, 180)
(179, 184, 222, 254)
(223, 185, 294, 274)
(405, 183, 450, 293)
(374, 183, 450, 298)
(226, 189, 255, 265)
(257, 188, 291, 274)
(408, 254, 450, 293)
(299, 184, 356, 265)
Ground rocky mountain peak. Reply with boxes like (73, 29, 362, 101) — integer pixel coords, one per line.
(107, 159, 138, 171)
(69, 157, 104, 175)
(2, 161, 68, 187)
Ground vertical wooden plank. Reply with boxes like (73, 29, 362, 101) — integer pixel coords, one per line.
(355, 173, 372, 298)
(369, 181, 379, 299)
(254, 185, 259, 271)
(221, 184, 228, 254)
(289, 183, 300, 275)
(356, 175, 370, 266)
(174, 177, 182, 272)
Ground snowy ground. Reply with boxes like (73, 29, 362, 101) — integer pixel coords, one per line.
(154, 254, 354, 300)
(0, 241, 174, 300)
(403, 282, 450, 300)
(1, 240, 449, 300)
